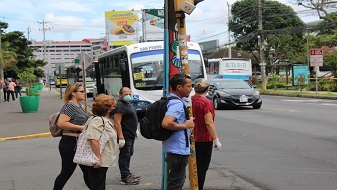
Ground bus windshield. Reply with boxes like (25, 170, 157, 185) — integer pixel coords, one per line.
(130, 49, 204, 90)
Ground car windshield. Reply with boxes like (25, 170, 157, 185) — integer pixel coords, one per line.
(214, 80, 251, 89)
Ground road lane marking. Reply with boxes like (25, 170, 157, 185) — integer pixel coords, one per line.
(262, 107, 300, 112)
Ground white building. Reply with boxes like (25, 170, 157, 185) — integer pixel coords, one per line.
(29, 38, 107, 79)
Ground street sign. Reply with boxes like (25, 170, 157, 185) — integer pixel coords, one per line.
(144, 9, 164, 18)
(74, 58, 80, 65)
(310, 49, 323, 67)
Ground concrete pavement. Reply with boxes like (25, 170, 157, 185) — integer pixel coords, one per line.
(0, 86, 263, 190)
(0, 86, 63, 140)
(1, 86, 336, 140)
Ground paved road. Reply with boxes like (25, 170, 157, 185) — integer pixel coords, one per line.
(0, 86, 260, 190)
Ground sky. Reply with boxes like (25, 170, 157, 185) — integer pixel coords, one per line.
(0, 0, 324, 46)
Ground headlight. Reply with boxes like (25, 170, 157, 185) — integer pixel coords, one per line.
(253, 90, 260, 99)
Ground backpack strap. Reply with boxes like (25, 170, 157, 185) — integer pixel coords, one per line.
(167, 96, 190, 147)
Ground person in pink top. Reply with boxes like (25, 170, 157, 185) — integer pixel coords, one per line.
(7, 79, 16, 102)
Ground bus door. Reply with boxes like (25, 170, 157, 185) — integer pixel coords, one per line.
(119, 54, 130, 88)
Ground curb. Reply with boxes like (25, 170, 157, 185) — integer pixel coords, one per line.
(261, 92, 337, 100)
(0, 133, 52, 142)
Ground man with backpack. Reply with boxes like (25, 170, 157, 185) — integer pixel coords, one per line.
(161, 73, 195, 189)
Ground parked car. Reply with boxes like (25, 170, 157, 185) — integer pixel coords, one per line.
(207, 79, 262, 109)
(252, 71, 262, 82)
(49, 79, 55, 85)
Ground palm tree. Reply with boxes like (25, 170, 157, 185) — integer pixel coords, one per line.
(0, 41, 17, 78)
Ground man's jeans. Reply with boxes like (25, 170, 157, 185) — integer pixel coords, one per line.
(165, 153, 189, 190)
(118, 137, 135, 179)
(0, 89, 2, 102)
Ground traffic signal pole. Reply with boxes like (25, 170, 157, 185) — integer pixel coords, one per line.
(174, 0, 198, 189)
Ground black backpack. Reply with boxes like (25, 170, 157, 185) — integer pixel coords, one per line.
(140, 96, 189, 144)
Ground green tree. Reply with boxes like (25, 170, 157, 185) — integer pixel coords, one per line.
(228, 0, 306, 64)
(296, 0, 337, 29)
(1, 22, 46, 79)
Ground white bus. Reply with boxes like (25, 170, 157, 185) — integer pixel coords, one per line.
(66, 64, 96, 97)
(95, 41, 207, 117)
(208, 58, 252, 82)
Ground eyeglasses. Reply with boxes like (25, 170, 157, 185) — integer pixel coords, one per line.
(75, 90, 86, 94)
(124, 94, 132, 96)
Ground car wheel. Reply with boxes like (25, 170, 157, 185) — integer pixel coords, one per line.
(252, 104, 261, 109)
(213, 97, 223, 110)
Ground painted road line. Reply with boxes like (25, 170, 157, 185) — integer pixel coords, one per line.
(0, 133, 52, 141)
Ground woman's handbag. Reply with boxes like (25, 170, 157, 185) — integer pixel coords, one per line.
(73, 116, 109, 166)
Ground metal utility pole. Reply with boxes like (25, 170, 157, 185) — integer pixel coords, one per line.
(227, 2, 231, 58)
(142, 9, 147, 42)
(174, 0, 200, 189)
(38, 19, 51, 76)
(27, 26, 31, 41)
(0, 25, 3, 79)
(258, 0, 266, 90)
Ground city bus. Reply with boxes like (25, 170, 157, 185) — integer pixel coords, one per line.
(208, 58, 252, 82)
(66, 64, 96, 97)
(95, 41, 207, 117)
(54, 73, 68, 88)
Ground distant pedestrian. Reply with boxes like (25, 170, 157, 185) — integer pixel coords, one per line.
(14, 79, 22, 98)
(53, 83, 90, 190)
(0, 78, 4, 103)
(83, 94, 118, 190)
(113, 87, 140, 185)
(162, 73, 195, 189)
(7, 79, 16, 102)
(192, 78, 222, 190)
(3, 79, 9, 102)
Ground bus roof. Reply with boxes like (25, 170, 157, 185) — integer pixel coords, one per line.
(99, 41, 201, 59)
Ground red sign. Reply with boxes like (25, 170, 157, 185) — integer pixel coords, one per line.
(310, 49, 323, 67)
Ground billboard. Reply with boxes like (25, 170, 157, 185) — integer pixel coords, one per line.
(143, 9, 165, 41)
(105, 11, 139, 46)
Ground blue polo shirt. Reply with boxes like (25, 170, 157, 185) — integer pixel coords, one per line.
(162, 94, 190, 155)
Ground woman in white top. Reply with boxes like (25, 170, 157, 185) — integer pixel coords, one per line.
(84, 94, 118, 190)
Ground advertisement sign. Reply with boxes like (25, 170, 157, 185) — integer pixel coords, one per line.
(105, 11, 139, 46)
(143, 9, 165, 41)
(310, 49, 323, 67)
(292, 65, 309, 85)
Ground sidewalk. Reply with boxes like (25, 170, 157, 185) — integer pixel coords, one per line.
(0, 86, 63, 140)
(260, 89, 337, 100)
(0, 86, 262, 190)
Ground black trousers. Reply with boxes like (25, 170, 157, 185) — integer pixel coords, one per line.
(195, 142, 213, 190)
(53, 136, 90, 190)
(3, 90, 8, 101)
(7, 90, 15, 101)
(86, 166, 108, 190)
(165, 153, 189, 190)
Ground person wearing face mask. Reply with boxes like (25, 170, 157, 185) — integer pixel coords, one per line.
(113, 87, 140, 185)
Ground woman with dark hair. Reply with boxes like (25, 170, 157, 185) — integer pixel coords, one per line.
(84, 94, 118, 190)
(53, 83, 90, 190)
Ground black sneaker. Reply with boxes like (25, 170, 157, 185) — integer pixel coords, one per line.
(120, 175, 140, 185)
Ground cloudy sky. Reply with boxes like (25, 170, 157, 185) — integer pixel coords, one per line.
(0, 0, 322, 46)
